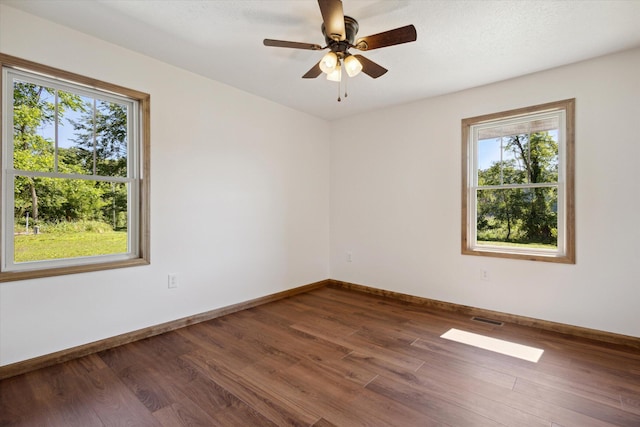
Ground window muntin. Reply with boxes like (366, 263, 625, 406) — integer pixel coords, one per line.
(1, 53, 149, 280)
(462, 100, 575, 263)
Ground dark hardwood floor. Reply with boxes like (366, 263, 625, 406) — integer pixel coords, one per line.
(1, 285, 639, 426)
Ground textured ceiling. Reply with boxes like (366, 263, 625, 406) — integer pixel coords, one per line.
(3, 0, 640, 120)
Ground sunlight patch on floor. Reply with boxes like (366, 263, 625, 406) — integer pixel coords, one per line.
(440, 328, 544, 362)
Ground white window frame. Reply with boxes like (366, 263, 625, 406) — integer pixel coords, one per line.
(461, 99, 575, 264)
(0, 53, 150, 281)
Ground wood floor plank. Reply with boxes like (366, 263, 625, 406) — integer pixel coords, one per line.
(0, 374, 96, 427)
(311, 418, 339, 427)
(26, 363, 105, 427)
(414, 351, 623, 427)
(291, 321, 426, 373)
(152, 397, 219, 427)
(366, 373, 503, 426)
(182, 349, 321, 426)
(419, 334, 629, 409)
(179, 318, 302, 376)
(174, 325, 257, 372)
(245, 308, 354, 359)
(115, 362, 187, 413)
(514, 378, 640, 427)
(344, 347, 548, 426)
(621, 394, 640, 415)
(240, 357, 363, 412)
(243, 357, 433, 427)
(236, 311, 378, 386)
(2, 285, 639, 426)
(295, 289, 415, 326)
(83, 367, 162, 426)
(98, 330, 199, 378)
(342, 350, 422, 382)
(415, 347, 518, 390)
(313, 351, 379, 387)
(218, 310, 351, 365)
(412, 332, 637, 417)
(339, 389, 444, 426)
(176, 374, 278, 427)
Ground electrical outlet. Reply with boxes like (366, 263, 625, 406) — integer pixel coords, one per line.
(168, 274, 178, 288)
(480, 269, 489, 281)
(347, 252, 353, 262)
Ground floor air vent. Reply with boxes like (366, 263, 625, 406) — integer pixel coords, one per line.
(471, 316, 504, 326)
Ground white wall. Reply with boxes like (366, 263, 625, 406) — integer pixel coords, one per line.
(2, 5, 639, 368)
(0, 5, 330, 366)
(330, 47, 640, 338)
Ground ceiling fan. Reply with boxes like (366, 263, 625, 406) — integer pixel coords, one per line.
(263, 0, 417, 86)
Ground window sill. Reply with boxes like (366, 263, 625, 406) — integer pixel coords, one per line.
(0, 258, 150, 282)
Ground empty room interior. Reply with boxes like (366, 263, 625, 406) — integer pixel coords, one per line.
(1, 1, 639, 426)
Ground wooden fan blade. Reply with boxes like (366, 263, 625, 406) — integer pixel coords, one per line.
(354, 25, 417, 51)
(353, 55, 388, 79)
(263, 39, 323, 50)
(302, 61, 323, 79)
(318, 0, 346, 41)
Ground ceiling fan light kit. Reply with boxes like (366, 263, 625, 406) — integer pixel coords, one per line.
(263, 0, 417, 100)
(326, 62, 342, 82)
(319, 51, 338, 74)
(343, 54, 363, 77)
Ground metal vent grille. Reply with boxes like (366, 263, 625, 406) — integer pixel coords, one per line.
(471, 316, 504, 326)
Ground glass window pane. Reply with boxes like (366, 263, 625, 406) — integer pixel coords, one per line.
(500, 131, 558, 184)
(477, 137, 501, 185)
(13, 176, 128, 263)
(476, 187, 558, 248)
(12, 80, 55, 172)
(529, 132, 558, 183)
(95, 100, 128, 178)
(502, 134, 528, 185)
(60, 93, 95, 175)
(103, 182, 129, 231)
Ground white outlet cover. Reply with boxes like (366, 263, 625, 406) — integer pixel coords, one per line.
(168, 274, 178, 288)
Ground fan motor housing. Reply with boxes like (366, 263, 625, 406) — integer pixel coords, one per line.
(322, 16, 359, 55)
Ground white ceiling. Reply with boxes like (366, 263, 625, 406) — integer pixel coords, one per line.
(3, 0, 640, 120)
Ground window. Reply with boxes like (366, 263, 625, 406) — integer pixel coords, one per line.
(462, 99, 575, 263)
(1, 53, 149, 281)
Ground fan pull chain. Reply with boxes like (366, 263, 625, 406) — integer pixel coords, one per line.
(344, 75, 348, 99)
(336, 73, 348, 102)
